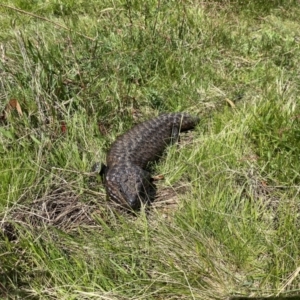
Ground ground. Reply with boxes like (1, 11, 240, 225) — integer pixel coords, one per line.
(1, 1, 300, 299)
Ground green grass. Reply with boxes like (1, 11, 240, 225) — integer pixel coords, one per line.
(1, 0, 300, 299)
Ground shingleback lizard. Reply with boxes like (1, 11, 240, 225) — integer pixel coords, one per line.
(99, 112, 199, 209)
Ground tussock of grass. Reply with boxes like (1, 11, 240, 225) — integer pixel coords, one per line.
(1, 1, 300, 299)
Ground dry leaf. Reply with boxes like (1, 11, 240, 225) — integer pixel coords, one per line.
(6, 99, 23, 116)
(225, 98, 236, 108)
(61, 121, 67, 134)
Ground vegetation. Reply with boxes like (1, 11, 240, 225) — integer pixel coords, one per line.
(1, 0, 300, 298)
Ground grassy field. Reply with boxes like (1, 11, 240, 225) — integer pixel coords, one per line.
(1, 0, 300, 299)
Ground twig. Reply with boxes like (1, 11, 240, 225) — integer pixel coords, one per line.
(0, 4, 95, 41)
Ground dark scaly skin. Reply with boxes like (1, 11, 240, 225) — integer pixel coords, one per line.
(103, 113, 199, 209)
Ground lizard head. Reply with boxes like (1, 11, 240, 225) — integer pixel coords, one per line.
(104, 164, 152, 210)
